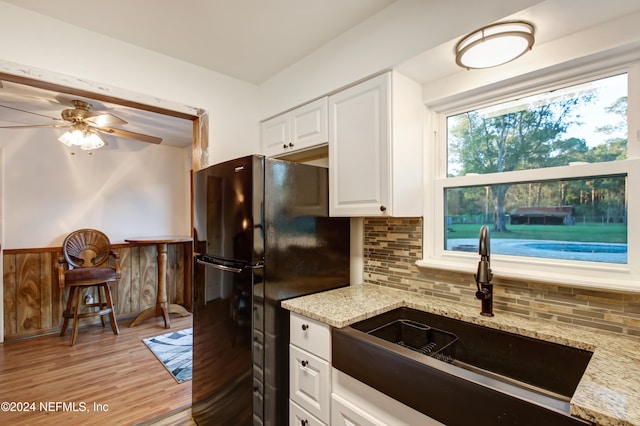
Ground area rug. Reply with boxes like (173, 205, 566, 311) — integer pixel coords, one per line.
(143, 328, 193, 383)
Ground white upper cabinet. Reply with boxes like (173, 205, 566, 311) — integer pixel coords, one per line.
(261, 97, 328, 158)
(328, 71, 423, 217)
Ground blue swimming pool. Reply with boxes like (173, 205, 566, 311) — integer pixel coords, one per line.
(525, 242, 627, 254)
(448, 239, 628, 264)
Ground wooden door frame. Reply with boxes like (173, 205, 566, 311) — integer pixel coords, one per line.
(0, 61, 206, 342)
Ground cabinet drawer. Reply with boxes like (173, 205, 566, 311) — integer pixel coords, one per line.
(253, 329, 264, 369)
(290, 345, 330, 424)
(253, 414, 264, 426)
(254, 302, 264, 332)
(290, 400, 325, 426)
(253, 377, 263, 417)
(290, 312, 331, 361)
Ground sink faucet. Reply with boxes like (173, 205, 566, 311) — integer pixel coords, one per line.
(474, 225, 494, 317)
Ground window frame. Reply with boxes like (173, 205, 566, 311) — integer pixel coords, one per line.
(418, 62, 640, 292)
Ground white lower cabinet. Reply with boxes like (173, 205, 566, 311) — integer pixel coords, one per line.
(290, 312, 442, 425)
(290, 313, 331, 425)
(290, 345, 330, 422)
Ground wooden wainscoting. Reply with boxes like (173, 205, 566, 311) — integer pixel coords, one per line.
(3, 241, 192, 341)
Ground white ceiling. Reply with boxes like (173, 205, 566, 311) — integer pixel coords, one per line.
(2, 0, 640, 150)
(1, 0, 396, 85)
(0, 0, 396, 148)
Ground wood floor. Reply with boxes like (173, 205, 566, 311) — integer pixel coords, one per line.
(0, 314, 195, 426)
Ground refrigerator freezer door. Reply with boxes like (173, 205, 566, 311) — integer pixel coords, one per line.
(193, 156, 265, 425)
(194, 155, 264, 264)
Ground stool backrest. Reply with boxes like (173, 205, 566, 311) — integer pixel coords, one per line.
(63, 229, 112, 269)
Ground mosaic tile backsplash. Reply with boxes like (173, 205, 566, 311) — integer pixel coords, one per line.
(363, 217, 640, 337)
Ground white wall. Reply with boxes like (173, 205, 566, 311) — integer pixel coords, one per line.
(417, 8, 640, 108)
(1, 129, 191, 248)
(0, 2, 264, 249)
(0, 2, 262, 164)
(258, 0, 544, 118)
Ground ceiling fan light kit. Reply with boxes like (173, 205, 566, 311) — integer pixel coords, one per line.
(58, 122, 106, 150)
(455, 20, 535, 69)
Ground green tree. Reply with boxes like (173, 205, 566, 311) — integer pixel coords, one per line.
(596, 96, 627, 135)
(449, 95, 591, 232)
(589, 96, 628, 163)
(589, 95, 628, 223)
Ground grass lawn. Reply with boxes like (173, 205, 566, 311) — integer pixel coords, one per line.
(446, 223, 627, 243)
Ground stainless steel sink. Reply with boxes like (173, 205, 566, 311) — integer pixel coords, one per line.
(332, 307, 594, 426)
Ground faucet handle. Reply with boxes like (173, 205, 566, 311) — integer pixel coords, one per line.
(476, 288, 490, 300)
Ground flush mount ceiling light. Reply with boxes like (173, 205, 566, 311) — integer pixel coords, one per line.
(455, 21, 535, 70)
(58, 122, 107, 150)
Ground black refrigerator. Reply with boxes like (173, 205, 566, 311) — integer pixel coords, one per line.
(192, 155, 350, 425)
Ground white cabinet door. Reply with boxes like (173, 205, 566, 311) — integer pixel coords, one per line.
(290, 98, 328, 148)
(329, 71, 423, 217)
(329, 72, 391, 216)
(261, 98, 328, 158)
(332, 393, 387, 426)
(290, 344, 330, 424)
(261, 113, 290, 157)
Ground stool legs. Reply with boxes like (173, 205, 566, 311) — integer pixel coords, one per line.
(60, 283, 119, 346)
(70, 285, 83, 345)
(60, 286, 77, 338)
(103, 282, 120, 336)
(98, 285, 107, 328)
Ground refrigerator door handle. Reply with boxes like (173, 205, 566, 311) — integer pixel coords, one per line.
(196, 257, 264, 273)
(196, 259, 244, 273)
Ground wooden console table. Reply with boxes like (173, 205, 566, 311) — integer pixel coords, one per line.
(126, 236, 192, 328)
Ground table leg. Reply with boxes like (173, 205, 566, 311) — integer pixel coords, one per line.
(157, 243, 170, 327)
(130, 243, 190, 328)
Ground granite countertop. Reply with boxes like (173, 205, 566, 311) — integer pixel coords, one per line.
(281, 284, 640, 426)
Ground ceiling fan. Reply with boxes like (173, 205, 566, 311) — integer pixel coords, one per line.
(0, 99, 163, 146)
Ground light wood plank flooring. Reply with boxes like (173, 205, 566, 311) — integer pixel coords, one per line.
(0, 315, 194, 426)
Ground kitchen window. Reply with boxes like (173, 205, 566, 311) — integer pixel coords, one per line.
(420, 63, 640, 291)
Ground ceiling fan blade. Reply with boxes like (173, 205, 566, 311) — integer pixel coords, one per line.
(85, 113, 127, 128)
(98, 127, 162, 144)
(0, 123, 68, 129)
(0, 103, 60, 120)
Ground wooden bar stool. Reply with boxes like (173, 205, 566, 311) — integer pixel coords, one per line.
(58, 229, 120, 345)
